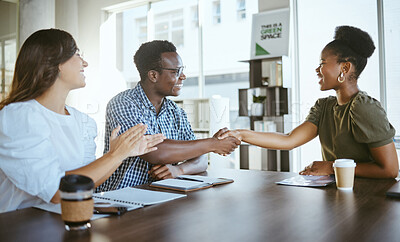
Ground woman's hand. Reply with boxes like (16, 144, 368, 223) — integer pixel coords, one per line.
(217, 128, 243, 141)
(299, 161, 334, 176)
(132, 133, 165, 156)
(108, 124, 165, 159)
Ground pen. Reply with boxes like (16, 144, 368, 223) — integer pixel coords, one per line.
(94, 202, 111, 205)
(176, 177, 203, 182)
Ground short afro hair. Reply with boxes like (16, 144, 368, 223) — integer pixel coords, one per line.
(133, 40, 177, 81)
(324, 26, 375, 80)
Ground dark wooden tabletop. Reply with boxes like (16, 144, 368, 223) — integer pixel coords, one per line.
(1, 169, 399, 242)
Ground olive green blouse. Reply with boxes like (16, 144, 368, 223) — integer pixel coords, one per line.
(305, 91, 395, 163)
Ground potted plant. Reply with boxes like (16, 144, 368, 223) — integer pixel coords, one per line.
(251, 95, 266, 116)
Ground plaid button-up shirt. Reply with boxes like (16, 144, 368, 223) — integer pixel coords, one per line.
(96, 82, 195, 192)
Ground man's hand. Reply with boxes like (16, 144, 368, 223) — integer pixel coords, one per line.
(299, 161, 334, 176)
(149, 164, 183, 180)
(211, 128, 241, 156)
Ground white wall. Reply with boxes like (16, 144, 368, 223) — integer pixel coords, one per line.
(19, 0, 55, 47)
(258, 0, 289, 12)
(55, 0, 79, 38)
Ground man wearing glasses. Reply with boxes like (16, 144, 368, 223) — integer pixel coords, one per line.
(96, 40, 240, 192)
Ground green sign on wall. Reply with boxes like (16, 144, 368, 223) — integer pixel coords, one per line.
(251, 9, 290, 59)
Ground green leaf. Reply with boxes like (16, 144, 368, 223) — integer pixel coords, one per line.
(253, 95, 266, 103)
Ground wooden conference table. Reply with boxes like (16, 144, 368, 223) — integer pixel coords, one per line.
(1, 169, 399, 242)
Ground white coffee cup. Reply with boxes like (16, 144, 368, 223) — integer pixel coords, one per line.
(333, 159, 356, 190)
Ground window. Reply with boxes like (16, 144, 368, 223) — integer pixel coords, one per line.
(0, 43, 2, 99)
(154, 14, 170, 40)
(237, 0, 246, 20)
(105, 0, 258, 138)
(1, 39, 16, 100)
(213, 1, 221, 24)
(171, 12, 184, 47)
(383, 0, 400, 137)
(136, 17, 147, 45)
(0, 1, 17, 101)
(191, 5, 198, 28)
(154, 10, 184, 47)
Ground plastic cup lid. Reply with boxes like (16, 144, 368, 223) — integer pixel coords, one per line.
(333, 159, 356, 168)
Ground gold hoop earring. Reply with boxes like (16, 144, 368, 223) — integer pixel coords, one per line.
(337, 72, 345, 83)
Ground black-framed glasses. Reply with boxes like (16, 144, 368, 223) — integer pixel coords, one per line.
(160, 66, 185, 77)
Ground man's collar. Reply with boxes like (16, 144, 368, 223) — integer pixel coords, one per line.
(135, 82, 170, 114)
(135, 82, 155, 110)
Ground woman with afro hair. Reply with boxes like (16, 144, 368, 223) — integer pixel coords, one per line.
(219, 26, 398, 178)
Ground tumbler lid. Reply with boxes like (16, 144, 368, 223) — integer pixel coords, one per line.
(59, 174, 94, 192)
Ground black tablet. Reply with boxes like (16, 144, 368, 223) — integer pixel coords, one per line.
(386, 181, 400, 198)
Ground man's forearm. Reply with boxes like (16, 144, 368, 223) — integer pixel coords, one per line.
(140, 138, 216, 164)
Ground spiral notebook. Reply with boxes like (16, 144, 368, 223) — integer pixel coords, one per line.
(93, 187, 186, 206)
(34, 187, 186, 220)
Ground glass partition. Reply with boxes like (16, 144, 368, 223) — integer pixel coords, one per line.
(383, 0, 400, 136)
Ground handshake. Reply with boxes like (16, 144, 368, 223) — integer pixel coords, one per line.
(211, 128, 242, 156)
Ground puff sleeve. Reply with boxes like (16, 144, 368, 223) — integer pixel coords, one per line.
(0, 104, 63, 203)
(349, 94, 395, 148)
(305, 97, 330, 128)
